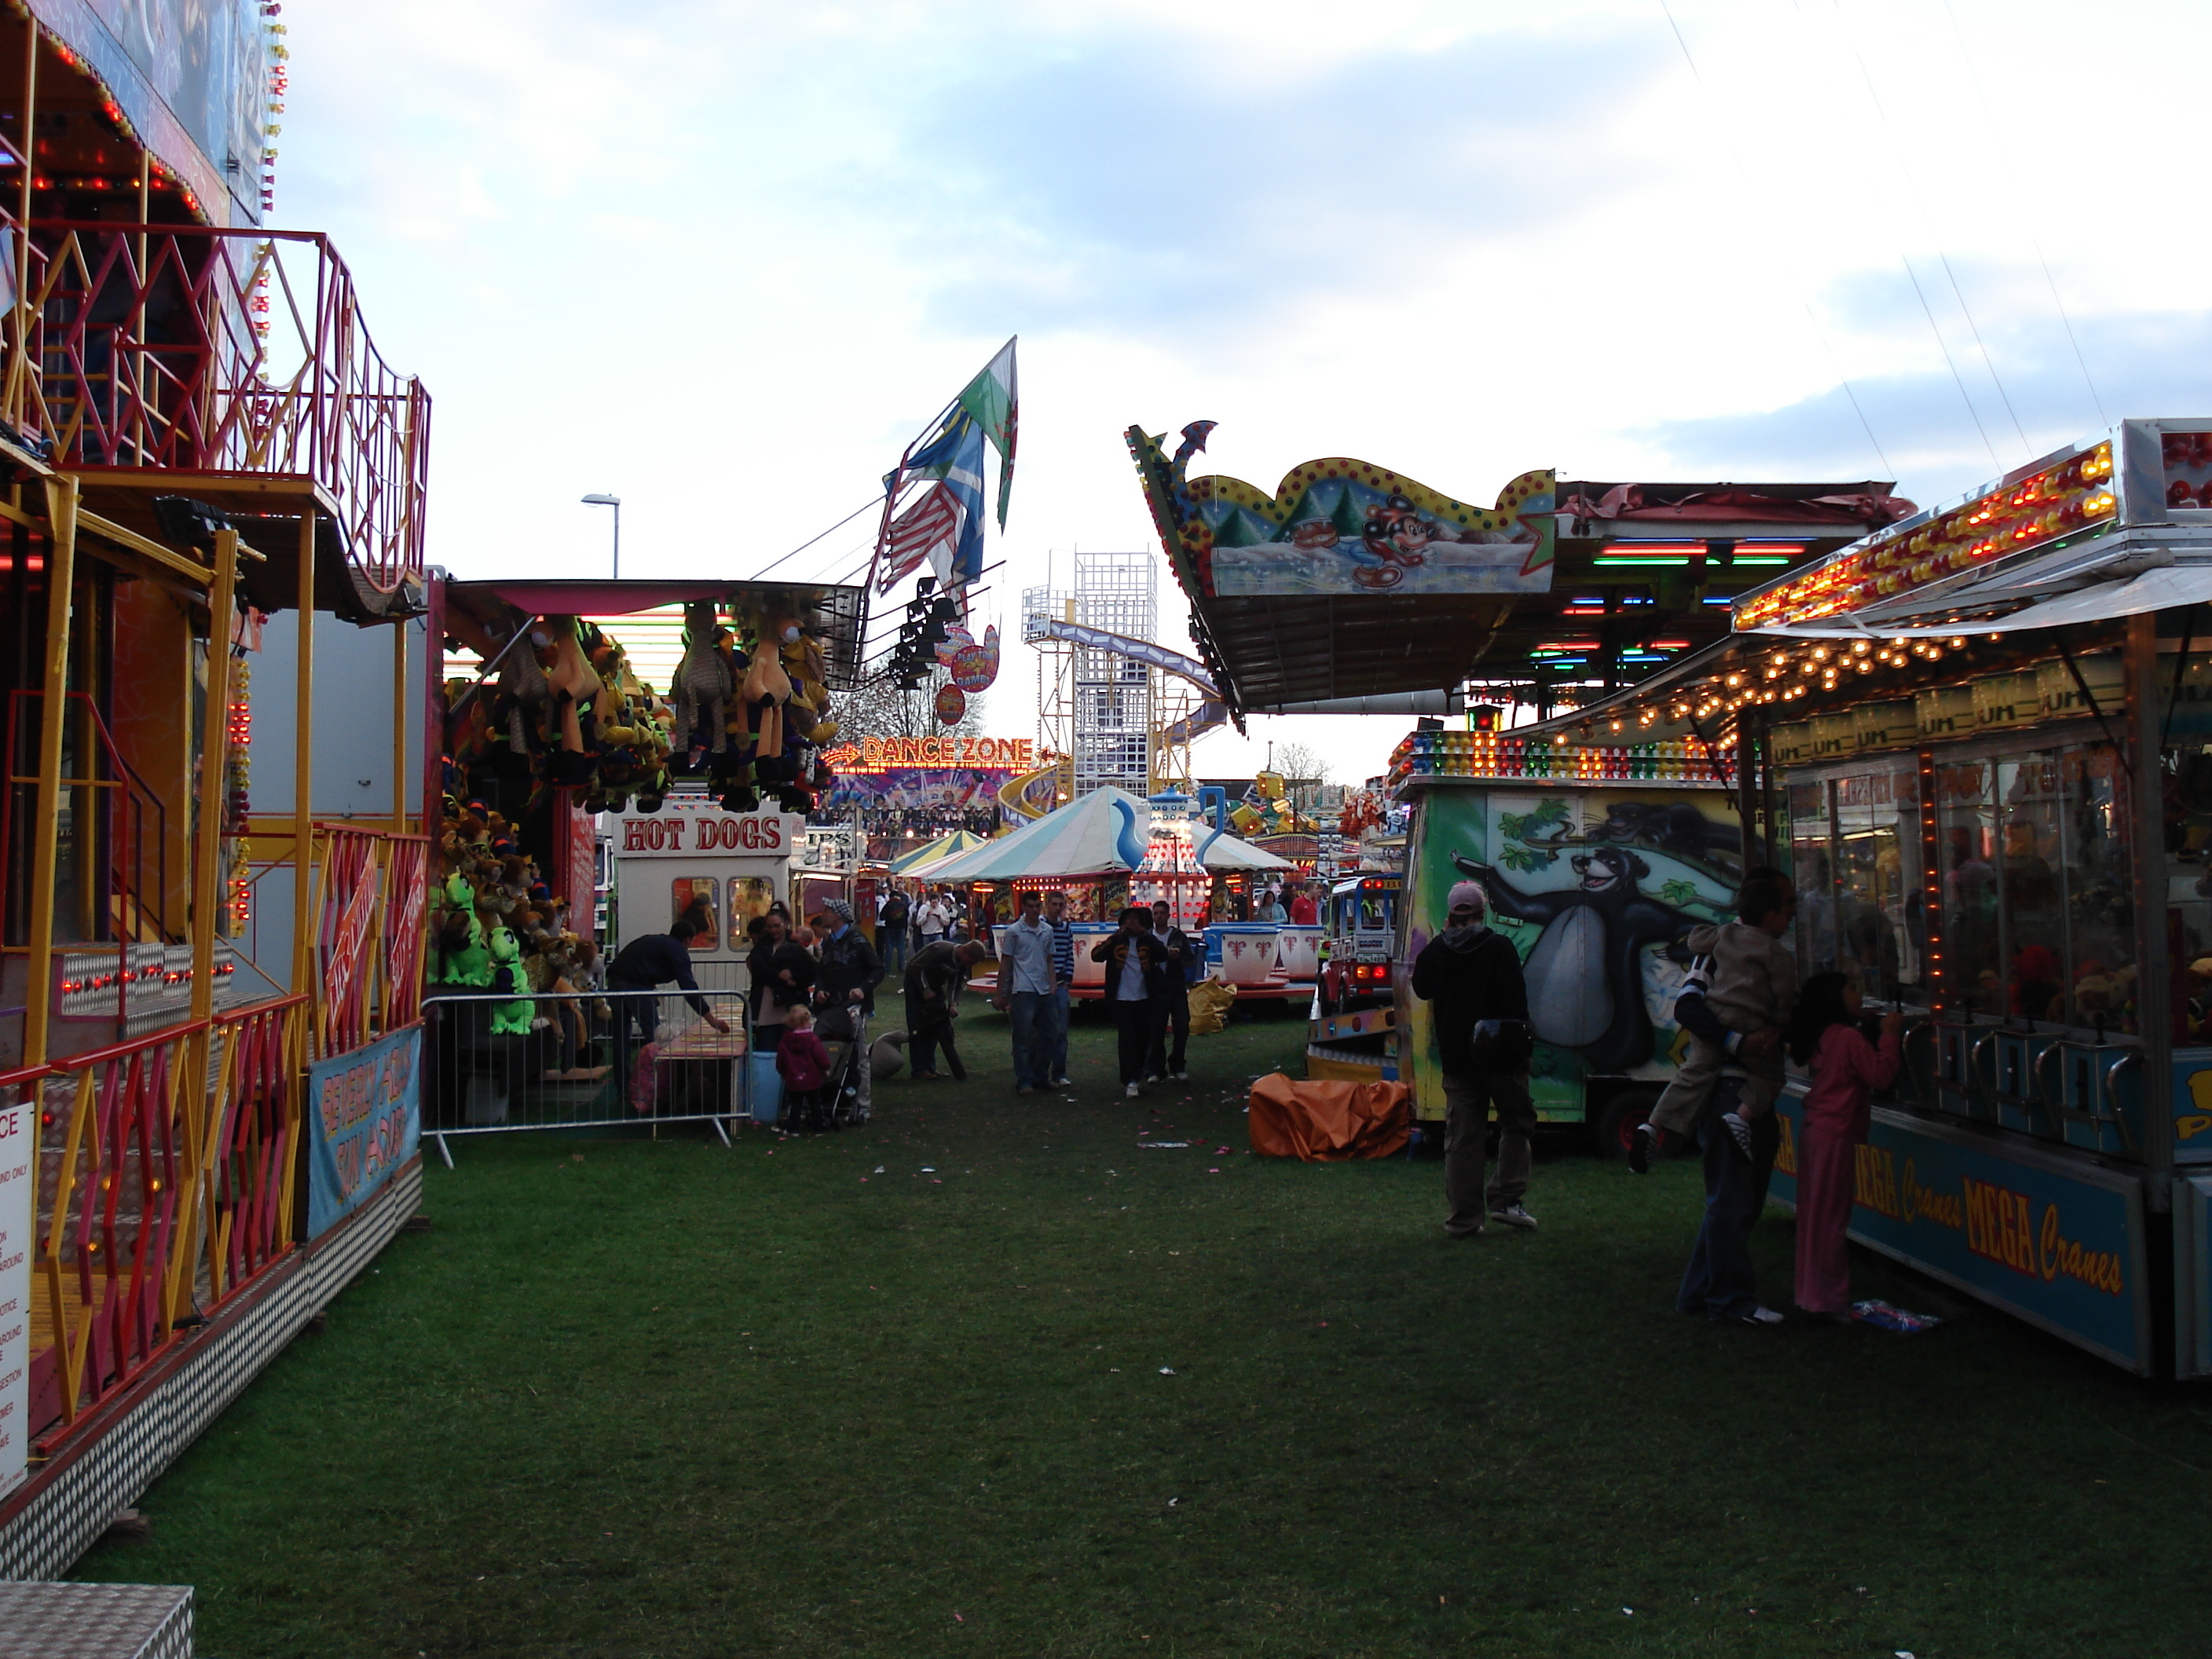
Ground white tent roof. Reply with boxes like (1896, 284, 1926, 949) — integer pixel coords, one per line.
(923, 788, 1294, 883)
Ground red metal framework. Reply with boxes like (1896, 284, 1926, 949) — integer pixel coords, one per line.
(313, 826, 430, 1059)
(0, 688, 172, 950)
(2, 221, 430, 595)
(23, 993, 307, 1444)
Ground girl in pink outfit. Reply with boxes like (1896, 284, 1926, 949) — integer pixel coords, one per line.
(1787, 972, 1903, 1317)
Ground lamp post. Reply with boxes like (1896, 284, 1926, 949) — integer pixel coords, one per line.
(580, 492, 621, 578)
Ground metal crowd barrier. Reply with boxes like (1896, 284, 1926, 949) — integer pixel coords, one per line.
(420, 987, 750, 1161)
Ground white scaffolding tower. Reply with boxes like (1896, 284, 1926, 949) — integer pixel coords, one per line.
(1022, 551, 1157, 800)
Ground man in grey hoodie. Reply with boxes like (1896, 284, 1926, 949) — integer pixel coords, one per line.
(1409, 879, 1537, 1237)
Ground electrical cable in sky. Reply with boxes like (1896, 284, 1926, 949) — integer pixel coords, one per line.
(1819, 0, 2021, 464)
(1938, 0, 2108, 428)
(1654, 0, 1895, 479)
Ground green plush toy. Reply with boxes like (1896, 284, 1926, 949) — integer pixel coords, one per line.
(437, 870, 495, 987)
(486, 926, 535, 1035)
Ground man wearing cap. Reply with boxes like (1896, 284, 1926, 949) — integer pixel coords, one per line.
(1409, 878, 1538, 1237)
(811, 898, 885, 1122)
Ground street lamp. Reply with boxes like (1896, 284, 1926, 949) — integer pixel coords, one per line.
(580, 493, 621, 578)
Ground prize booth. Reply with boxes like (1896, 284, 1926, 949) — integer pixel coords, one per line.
(1518, 418, 2212, 1376)
(1126, 415, 1910, 1112)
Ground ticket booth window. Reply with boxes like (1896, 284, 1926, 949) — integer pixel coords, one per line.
(672, 877, 719, 950)
(729, 877, 774, 935)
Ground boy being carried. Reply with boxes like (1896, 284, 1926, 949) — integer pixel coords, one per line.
(1632, 873, 1798, 1173)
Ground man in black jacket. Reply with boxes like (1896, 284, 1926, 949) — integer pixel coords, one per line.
(1409, 878, 1537, 1238)
(1146, 899, 1197, 1082)
(1092, 907, 1170, 1098)
(607, 920, 732, 1083)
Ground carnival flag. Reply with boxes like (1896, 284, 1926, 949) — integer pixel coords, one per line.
(899, 408, 987, 588)
(957, 336, 1019, 529)
(877, 481, 962, 594)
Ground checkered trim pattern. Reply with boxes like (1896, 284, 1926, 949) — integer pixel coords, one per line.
(0, 1582, 192, 1657)
(0, 1158, 423, 1583)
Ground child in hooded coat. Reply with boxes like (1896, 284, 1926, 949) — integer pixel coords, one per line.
(776, 1005, 835, 1129)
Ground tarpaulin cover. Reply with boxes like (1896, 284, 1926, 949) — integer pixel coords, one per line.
(1247, 1071, 1411, 1162)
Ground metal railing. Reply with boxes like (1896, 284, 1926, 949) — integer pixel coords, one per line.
(21, 992, 307, 1445)
(421, 987, 751, 1156)
(0, 689, 173, 950)
(1, 220, 429, 594)
(312, 826, 430, 1060)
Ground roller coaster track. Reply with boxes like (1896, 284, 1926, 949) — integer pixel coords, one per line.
(1020, 615, 1230, 752)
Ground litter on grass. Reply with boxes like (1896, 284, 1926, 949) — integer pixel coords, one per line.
(1852, 1299, 1943, 1333)
(1159, 1367, 1176, 1375)
(1140, 1141, 1191, 1149)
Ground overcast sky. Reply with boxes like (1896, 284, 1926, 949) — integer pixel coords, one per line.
(280, 0, 2212, 786)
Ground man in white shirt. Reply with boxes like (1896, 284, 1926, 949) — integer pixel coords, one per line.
(917, 889, 954, 948)
(993, 889, 1061, 1096)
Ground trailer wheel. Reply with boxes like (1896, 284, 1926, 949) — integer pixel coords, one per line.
(1592, 1089, 1663, 1162)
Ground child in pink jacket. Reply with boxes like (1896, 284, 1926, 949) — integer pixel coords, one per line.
(1786, 972, 1902, 1317)
(776, 1005, 835, 1130)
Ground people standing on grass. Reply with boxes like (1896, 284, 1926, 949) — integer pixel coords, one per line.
(1634, 868, 1799, 1174)
(1788, 972, 1900, 1320)
(1673, 873, 1801, 1325)
(1092, 906, 1170, 1099)
(877, 884, 911, 973)
(605, 919, 734, 1082)
(1147, 899, 1196, 1083)
(1042, 889, 1075, 1088)
(994, 890, 1063, 1095)
(745, 910, 816, 1051)
(776, 1004, 836, 1131)
(1408, 880, 1539, 1236)
(906, 936, 985, 1082)
(917, 888, 954, 950)
(811, 899, 884, 1121)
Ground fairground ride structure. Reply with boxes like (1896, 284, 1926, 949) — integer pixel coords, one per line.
(0, 0, 436, 1595)
(1023, 550, 1226, 806)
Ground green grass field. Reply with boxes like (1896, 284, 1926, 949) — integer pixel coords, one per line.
(73, 1003, 2212, 1657)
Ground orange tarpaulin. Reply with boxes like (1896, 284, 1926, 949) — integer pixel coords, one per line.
(1247, 1071, 1412, 1162)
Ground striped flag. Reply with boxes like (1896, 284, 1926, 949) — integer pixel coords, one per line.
(877, 481, 963, 593)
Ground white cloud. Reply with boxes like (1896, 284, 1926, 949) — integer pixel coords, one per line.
(280, 0, 2212, 785)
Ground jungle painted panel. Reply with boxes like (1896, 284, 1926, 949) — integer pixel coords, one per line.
(1404, 786, 1745, 1122)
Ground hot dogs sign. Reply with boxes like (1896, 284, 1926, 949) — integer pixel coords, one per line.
(617, 808, 802, 859)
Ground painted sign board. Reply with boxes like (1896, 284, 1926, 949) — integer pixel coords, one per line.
(0, 1080, 31, 1499)
(1771, 1097, 2151, 1374)
(614, 809, 800, 859)
(306, 1027, 423, 1238)
(1398, 782, 1744, 1124)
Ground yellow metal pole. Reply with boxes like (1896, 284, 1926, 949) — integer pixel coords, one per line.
(21, 474, 75, 1067)
(392, 617, 408, 833)
(189, 528, 235, 1024)
(290, 511, 315, 995)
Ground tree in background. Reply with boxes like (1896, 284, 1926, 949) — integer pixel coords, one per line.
(1273, 738, 1333, 824)
(837, 667, 988, 745)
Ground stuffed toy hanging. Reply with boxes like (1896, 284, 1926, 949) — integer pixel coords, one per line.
(540, 617, 602, 786)
(743, 613, 797, 781)
(669, 602, 735, 767)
